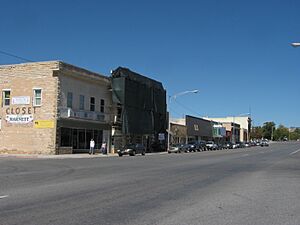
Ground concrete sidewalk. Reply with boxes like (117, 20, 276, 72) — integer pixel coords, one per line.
(0, 152, 167, 159)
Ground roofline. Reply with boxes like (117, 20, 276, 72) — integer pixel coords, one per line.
(0, 60, 110, 81)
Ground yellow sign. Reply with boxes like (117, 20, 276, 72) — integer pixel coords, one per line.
(34, 120, 55, 129)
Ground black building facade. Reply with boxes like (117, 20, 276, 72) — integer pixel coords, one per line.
(111, 67, 167, 152)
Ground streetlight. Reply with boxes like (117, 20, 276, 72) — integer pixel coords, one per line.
(167, 89, 199, 151)
(291, 42, 300, 47)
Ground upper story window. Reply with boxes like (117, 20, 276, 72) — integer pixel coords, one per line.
(33, 89, 42, 106)
(2, 90, 11, 107)
(79, 95, 85, 110)
(90, 97, 95, 112)
(100, 99, 105, 113)
(67, 92, 73, 108)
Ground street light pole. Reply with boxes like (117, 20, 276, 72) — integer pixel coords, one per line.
(167, 89, 199, 151)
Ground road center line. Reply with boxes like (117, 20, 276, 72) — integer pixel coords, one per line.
(0, 195, 9, 199)
(289, 149, 300, 155)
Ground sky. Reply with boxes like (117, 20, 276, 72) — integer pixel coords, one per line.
(0, 0, 300, 127)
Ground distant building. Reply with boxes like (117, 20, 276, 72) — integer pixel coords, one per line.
(0, 61, 112, 154)
(221, 122, 241, 143)
(110, 67, 167, 152)
(203, 116, 251, 142)
(171, 115, 215, 143)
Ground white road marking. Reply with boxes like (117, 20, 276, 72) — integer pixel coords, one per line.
(0, 195, 9, 199)
(289, 149, 300, 155)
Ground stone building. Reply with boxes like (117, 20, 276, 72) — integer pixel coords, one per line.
(0, 61, 112, 154)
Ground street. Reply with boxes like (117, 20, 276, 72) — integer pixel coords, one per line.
(1, 142, 300, 225)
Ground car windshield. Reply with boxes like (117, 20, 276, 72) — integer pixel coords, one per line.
(124, 144, 135, 149)
(207, 141, 214, 144)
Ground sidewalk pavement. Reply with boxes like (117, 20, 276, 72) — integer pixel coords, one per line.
(0, 152, 167, 159)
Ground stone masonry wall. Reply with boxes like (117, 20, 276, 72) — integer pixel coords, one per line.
(0, 62, 59, 154)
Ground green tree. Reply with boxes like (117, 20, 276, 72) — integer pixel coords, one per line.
(262, 122, 276, 140)
(273, 125, 289, 141)
(290, 132, 300, 140)
(250, 126, 263, 139)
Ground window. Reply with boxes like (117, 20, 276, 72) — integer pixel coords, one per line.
(2, 90, 11, 106)
(194, 124, 199, 131)
(79, 95, 85, 110)
(33, 89, 42, 106)
(100, 99, 105, 113)
(67, 92, 73, 108)
(90, 97, 95, 111)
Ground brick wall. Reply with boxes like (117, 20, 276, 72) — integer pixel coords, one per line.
(0, 62, 59, 154)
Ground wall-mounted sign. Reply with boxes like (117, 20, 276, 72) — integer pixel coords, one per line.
(158, 133, 165, 141)
(5, 107, 36, 115)
(5, 115, 33, 124)
(34, 120, 54, 129)
(12, 96, 30, 105)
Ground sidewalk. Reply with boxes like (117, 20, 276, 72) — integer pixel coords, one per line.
(0, 152, 167, 159)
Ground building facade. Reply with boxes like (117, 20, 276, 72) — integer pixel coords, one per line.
(171, 116, 214, 143)
(0, 61, 112, 154)
(203, 116, 251, 142)
(111, 67, 167, 152)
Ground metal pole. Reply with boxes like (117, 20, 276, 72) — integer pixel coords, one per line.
(167, 90, 199, 151)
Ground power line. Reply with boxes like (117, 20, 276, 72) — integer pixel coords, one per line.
(0, 50, 34, 62)
(173, 98, 204, 118)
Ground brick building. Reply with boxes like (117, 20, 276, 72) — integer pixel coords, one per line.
(0, 61, 112, 154)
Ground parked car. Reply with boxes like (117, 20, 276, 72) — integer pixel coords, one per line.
(260, 141, 269, 147)
(186, 142, 199, 152)
(168, 143, 185, 153)
(187, 141, 206, 152)
(224, 142, 233, 149)
(206, 141, 218, 150)
(198, 141, 207, 151)
(117, 143, 146, 156)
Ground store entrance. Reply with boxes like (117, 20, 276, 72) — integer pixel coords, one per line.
(60, 127, 103, 152)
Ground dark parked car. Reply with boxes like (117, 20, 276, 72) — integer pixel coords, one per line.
(224, 142, 233, 149)
(117, 144, 146, 156)
(206, 141, 218, 150)
(187, 142, 200, 152)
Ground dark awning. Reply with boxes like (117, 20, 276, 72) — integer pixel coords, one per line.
(57, 118, 111, 130)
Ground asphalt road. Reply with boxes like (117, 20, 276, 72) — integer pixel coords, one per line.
(1, 142, 300, 225)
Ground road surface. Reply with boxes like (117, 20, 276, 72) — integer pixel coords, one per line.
(1, 142, 300, 225)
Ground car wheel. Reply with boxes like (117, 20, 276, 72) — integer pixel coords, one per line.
(118, 153, 123, 157)
(142, 151, 145, 156)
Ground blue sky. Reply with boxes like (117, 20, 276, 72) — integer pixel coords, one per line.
(0, 0, 300, 127)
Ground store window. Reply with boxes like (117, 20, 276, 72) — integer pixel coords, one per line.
(2, 90, 10, 106)
(79, 95, 85, 110)
(90, 97, 95, 111)
(33, 88, 42, 106)
(100, 99, 105, 113)
(67, 92, 73, 108)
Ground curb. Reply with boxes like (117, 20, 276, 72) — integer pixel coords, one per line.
(0, 151, 168, 159)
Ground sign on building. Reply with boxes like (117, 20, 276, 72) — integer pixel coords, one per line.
(6, 115, 33, 124)
(158, 133, 165, 141)
(34, 120, 54, 128)
(12, 96, 30, 105)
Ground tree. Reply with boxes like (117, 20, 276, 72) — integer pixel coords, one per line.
(273, 125, 289, 141)
(290, 131, 300, 140)
(262, 122, 276, 140)
(250, 126, 263, 139)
